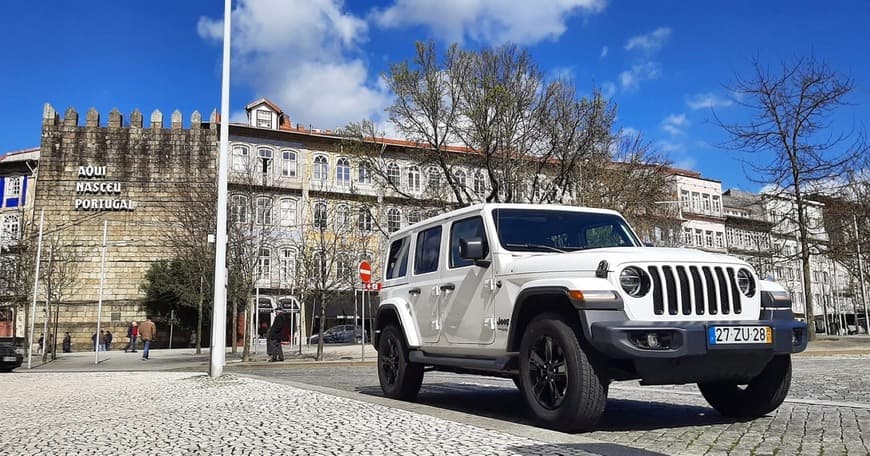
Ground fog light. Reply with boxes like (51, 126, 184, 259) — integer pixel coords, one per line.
(629, 331, 675, 350)
(647, 333, 660, 349)
(792, 328, 803, 346)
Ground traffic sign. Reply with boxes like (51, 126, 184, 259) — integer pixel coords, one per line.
(363, 282, 382, 291)
(359, 261, 372, 283)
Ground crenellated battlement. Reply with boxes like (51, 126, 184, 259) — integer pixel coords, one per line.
(42, 103, 217, 130)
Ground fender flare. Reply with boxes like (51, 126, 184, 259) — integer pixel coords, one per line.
(374, 300, 421, 349)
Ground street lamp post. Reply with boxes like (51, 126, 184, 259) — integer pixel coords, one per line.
(26, 210, 45, 369)
(94, 220, 107, 364)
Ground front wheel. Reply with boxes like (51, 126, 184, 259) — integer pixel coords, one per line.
(698, 354, 792, 418)
(377, 324, 424, 400)
(519, 313, 607, 432)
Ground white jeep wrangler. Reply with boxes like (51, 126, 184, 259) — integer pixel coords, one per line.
(373, 204, 807, 431)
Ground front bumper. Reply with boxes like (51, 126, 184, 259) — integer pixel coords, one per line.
(588, 318, 808, 360)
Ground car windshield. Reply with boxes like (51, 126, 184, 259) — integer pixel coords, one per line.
(492, 208, 640, 252)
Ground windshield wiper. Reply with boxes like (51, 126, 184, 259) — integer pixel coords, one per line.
(505, 243, 567, 253)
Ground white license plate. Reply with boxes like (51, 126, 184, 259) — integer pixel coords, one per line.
(2, 356, 16, 362)
(708, 326, 772, 345)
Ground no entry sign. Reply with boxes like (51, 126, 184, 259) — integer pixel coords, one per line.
(359, 261, 372, 283)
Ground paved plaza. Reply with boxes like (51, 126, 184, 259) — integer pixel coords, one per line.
(1, 338, 869, 455)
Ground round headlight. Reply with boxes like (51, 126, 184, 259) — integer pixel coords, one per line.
(737, 269, 756, 297)
(620, 266, 650, 297)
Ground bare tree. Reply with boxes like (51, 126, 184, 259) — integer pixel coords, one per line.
(717, 55, 868, 338)
(40, 234, 82, 360)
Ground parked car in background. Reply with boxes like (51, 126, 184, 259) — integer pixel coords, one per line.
(309, 325, 369, 344)
(0, 343, 23, 372)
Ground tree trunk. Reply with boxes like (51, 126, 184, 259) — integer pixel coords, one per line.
(316, 293, 325, 361)
(231, 297, 238, 353)
(242, 300, 252, 362)
(51, 299, 60, 360)
(196, 275, 203, 354)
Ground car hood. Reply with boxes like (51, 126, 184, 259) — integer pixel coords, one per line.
(504, 247, 750, 275)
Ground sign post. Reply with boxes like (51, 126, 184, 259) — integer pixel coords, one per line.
(359, 261, 372, 361)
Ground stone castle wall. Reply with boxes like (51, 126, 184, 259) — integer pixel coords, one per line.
(32, 104, 217, 349)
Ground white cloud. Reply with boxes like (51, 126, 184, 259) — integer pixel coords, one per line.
(624, 27, 671, 53)
(661, 113, 689, 136)
(198, 0, 391, 131)
(620, 126, 639, 138)
(600, 81, 616, 99)
(656, 140, 685, 154)
(686, 92, 734, 110)
(600, 45, 608, 58)
(618, 62, 661, 91)
(372, 0, 607, 45)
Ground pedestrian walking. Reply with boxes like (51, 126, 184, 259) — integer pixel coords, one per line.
(37, 334, 44, 354)
(124, 321, 139, 352)
(98, 330, 107, 351)
(91, 332, 97, 351)
(62, 332, 71, 353)
(268, 313, 285, 362)
(139, 316, 156, 360)
(104, 330, 113, 351)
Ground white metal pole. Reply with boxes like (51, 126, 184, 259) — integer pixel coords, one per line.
(169, 309, 174, 351)
(27, 210, 45, 369)
(361, 288, 365, 361)
(94, 220, 107, 364)
(210, 0, 232, 378)
(854, 215, 869, 335)
(254, 287, 259, 355)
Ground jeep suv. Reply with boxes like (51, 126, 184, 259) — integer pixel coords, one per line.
(373, 204, 807, 431)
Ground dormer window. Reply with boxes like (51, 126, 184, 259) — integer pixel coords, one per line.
(256, 110, 272, 129)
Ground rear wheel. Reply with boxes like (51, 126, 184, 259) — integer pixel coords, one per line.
(519, 313, 607, 432)
(377, 324, 424, 400)
(698, 354, 792, 418)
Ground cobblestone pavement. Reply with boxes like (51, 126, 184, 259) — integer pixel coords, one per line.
(234, 355, 870, 456)
(0, 372, 613, 456)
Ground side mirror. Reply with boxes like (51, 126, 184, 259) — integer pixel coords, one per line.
(459, 237, 491, 267)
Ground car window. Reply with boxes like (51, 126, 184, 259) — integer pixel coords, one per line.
(414, 225, 442, 275)
(450, 216, 489, 268)
(492, 208, 639, 251)
(386, 236, 410, 279)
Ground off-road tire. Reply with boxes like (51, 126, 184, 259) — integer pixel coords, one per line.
(698, 354, 792, 418)
(377, 324, 424, 400)
(519, 313, 607, 432)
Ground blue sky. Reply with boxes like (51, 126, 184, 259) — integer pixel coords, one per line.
(1, 0, 868, 192)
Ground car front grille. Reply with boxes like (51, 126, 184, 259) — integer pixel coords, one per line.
(647, 265, 743, 317)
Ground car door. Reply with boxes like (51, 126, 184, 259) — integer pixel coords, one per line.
(409, 224, 443, 344)
(438, 215, 496, 345)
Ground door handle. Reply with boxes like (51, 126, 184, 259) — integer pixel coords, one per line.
(440, 283, 455, 291)
(408, 288, 421, 296)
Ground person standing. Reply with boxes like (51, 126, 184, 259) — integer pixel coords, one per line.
(62, 332, 71, 353)
(139, 316, 156, 360)
(124, 321, 139, 352)
(268, 313, 285, 362)
(37, 334, 44, 354)
(104, 330, 113, 351)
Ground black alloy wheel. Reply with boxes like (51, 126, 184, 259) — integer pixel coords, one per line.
(528, 335, 569, 409)
(519, 313, 608, 432)
(377, 324, 423, 400)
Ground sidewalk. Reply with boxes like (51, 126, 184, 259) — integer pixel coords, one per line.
(799, 334, 870, 356)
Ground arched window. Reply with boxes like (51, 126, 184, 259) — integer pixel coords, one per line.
(335, 205, 349, 229)
(313, 251, 329, 281)
(280, 248, 296, 285)
(256, 197, 273, 225)
(408, 166, 421, 193)
(473, 171, 486, 197)
(336, 157, 351, 185)
(427, 167, 441, 191)
(335, 254, 353, 284)
(313, 202, 328, 229)
(231, 195, 248, 224)
(313, 155, 328, 180)
(258, 247, 271, 280)
(257, 147, 274, 176)
(281, 150, 297, 177)
(278, 199, 297, 227)
(358, 161, 372, 184)
(387, 207, 401, 233)
(453, 169, 467, 189)
(232, 145, 249, 171)
(358, 207, 373, 232)
(387, 162, 401, 186)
